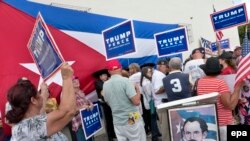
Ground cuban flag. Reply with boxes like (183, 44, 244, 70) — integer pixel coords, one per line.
(0, 0, 178, 136)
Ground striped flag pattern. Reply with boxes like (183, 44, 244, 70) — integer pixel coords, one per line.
(235, 29, 250, 85)
(216, 30, 224, 41)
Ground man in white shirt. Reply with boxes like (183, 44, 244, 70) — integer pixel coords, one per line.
(184, 47, 206, 84)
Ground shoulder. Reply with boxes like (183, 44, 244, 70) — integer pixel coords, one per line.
(12, 114, 48, 140)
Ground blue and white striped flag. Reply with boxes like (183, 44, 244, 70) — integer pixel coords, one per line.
(200, 37, 212, 50)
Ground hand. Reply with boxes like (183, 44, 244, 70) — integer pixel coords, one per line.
(135, 84, 140, 94)
(61, 63, 74, 80)
(40, 82, 49, 99)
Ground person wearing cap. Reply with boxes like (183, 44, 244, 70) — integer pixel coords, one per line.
(71, 76, 94, 141)
(92, 69, 116, 141)
(184, 47, 206, 84)
(103, 59, 146, 141)
(197, 57, 243, 141)
(218, 51, 236, 75)
(141, 62, 169, 141)
(162, 57, 192, 102)
(157, 59, 170, 75)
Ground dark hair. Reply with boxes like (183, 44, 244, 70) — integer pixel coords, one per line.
(183, 117, 208, 133)
(140, 67, 152, 86)
(6, 79, 37, 123)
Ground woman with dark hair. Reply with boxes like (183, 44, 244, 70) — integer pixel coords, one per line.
(218, 51, 236, 75)
(140, 66, 161, 141)
(197, 57, 243, 141)
(6, 63, 76, 141)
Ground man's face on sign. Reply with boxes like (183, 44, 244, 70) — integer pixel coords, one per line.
(183, 121, 207, 141)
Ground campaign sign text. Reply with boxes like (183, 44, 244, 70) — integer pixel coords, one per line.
(80, 104, 102, 140)
(211, 3, 248, 31)
(211, 39, 230, 52)
(154, 27, 189, 57)
(227, 125, 250, 141)
(27, 14, 63, 80)
(102, 20, 136, 60)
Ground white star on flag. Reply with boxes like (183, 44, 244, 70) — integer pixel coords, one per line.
(20, 61, 75, 89)
(176, 122, 181, 134)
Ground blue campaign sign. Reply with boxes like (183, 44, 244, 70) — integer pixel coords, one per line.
(211, 39, 230, 52)
(80, 104, 102, 140)
(28, 13, 64, 80)
(154, 27, 189, 57)
(211, 3, 248, 31)
(102, 20, 136, 60)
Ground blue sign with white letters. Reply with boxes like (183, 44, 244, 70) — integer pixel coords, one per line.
(211, 4, 248, 31)
(102, 20, 136, 60)
(154, 27, 189, 57)
(28, 13, 64, 80)
(80, 104, 102, 140)
(211, 39, 230, 52)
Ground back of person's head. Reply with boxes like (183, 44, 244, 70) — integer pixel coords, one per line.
(183, 117, 208, 133)
(107, 59, 122, 75)
(169, 57, 182, 70)
(6, 78, 37, 124)
(128, 63, 140, 75)
(200, 57, 222, 76)
(219, 51, 236, 70)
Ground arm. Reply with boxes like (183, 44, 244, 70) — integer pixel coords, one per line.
(130, 84, 141, 106)
(220, 82, 243, 110)
(46, 63, 76, 136)
(155, 86, 165, 94)
(40, 82, 49, 114)
(216, 40, 223, 55)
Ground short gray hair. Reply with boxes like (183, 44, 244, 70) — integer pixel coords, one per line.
(169, 57, 182, 70)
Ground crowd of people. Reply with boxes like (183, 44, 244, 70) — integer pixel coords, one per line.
(0, 45, 250, 141)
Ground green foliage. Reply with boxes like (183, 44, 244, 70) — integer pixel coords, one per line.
(238, 24, 250, 45)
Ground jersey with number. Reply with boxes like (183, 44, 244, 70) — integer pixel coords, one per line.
(162, 71, 191, 101)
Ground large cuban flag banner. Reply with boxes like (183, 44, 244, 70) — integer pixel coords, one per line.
(0, 0, 178, 136)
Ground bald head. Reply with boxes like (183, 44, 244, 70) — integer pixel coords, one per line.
(169, 57, 182, 70)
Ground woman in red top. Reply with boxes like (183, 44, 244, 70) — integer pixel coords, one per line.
(218, 51, 236, 75)
(198, 57, 242, 141)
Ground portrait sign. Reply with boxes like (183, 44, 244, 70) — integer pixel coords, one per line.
(168, 104, 220, 141)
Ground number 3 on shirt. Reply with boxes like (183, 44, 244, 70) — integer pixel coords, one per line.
(170, 79, 182, 92)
